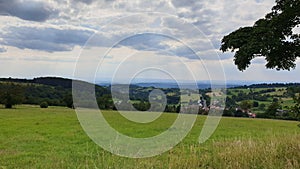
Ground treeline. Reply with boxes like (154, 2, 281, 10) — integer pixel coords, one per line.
(0, 77, 73, 88)
(0, 77, 110, 109)
(127, 85, 181, 105)
(236, 83, 300, 89)
(0, 77, 184, 113)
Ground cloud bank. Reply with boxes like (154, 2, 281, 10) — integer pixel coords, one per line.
(0, 0, 57, 22)
(2, 0, 294, 83)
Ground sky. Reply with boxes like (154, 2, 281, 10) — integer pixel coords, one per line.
(0, 0, 299, 84)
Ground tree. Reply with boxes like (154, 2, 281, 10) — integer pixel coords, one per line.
(63, 93, 74, 108)
(225, 97, 236, 108)
(221, 0, 300, 71)
(290, 95, 300, 120)
(273, 98, 279, 102)
(259, 103, 266, 110)
(239, 100, 253, 112)
(133, 101, 150, 111)
(0, 83, 24, 108)
(266, 101, 281, 117)
(234, 109, 248, 117)
(253, 101, 259, 107)
(223, 108, 235, 117)
(40, 101, 49, 108)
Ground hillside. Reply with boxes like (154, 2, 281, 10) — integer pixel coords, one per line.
(225, 84, 300, 120)
(0, 77, 110, 108)
(0, 77, 299, 121)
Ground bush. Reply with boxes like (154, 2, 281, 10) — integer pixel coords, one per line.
(234, 109, 248, 117)
(259, 103, 266, 110)
(223, 109, 234, 117)
(40, 102, 48, 108)
(256, 113, 269, 118)
(253, 101, 259, 107)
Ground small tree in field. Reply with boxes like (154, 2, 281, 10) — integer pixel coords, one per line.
(290, 95, 300, 120)
(253, 101, 259, 108)
(266, 101, 281, 118)
(0, 83, 24, 108)
(239, 100, 253, 112)
(40, 102, 49, 108)
(63, 93, 74, 109)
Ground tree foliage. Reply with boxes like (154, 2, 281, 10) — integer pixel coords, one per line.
(266, 101, 282, 117)
(290, 94, 300, 120)
(0, 83, 24, 108)
(40, 101, 49, 108)
(239, 100, 253, 111)
(221, 0, 300, 71)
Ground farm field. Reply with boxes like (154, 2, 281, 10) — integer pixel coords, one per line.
(226, 87, 297, 113)
(0, 105, 299, 168)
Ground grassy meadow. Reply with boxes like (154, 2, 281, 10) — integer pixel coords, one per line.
(0, 105, 299, 168)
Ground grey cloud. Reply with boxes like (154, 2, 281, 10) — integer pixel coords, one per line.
(118, 34, 169, 51)
(255, 0, 264, 3)
(162, 16, 212, 39)
(74, 0, 95, 4)
(0, 46, 6, 53)
(73, 0, 114, 5)
(171, 0, 198, 8)
(1, 26, 94, 52)
(117, 33, 206, 60)
(165, 46, 199, 59)
(22, 56, 74, 63)
(0, 0, 57, 22)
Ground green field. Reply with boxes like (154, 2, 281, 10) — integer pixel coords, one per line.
(0, 105, 300, 168)
(227, 87, 297, 113)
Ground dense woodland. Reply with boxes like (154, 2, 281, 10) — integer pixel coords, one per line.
(0, 77, 109, 109)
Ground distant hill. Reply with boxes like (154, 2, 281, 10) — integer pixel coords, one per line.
(0, 77, 73, 89)
(235, 83, 300, 89)
(131, 82, 240, 89)
(0, 77, 110, 107)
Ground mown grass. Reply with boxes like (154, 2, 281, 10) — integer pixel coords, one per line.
(0, 105, 299, 168)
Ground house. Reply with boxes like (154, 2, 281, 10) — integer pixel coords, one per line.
(248, 112, 256, 118)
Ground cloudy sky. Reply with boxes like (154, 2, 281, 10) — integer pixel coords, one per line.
(0, 0, 299, 83)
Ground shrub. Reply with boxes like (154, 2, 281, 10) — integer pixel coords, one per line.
(223, 109, 234, 117)
(253, 101, 259, 107)
(40, 102, 48, 108)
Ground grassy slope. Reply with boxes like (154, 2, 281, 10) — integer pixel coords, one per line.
(0, 105, 299, 168)
(228, 87, 295, 111)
